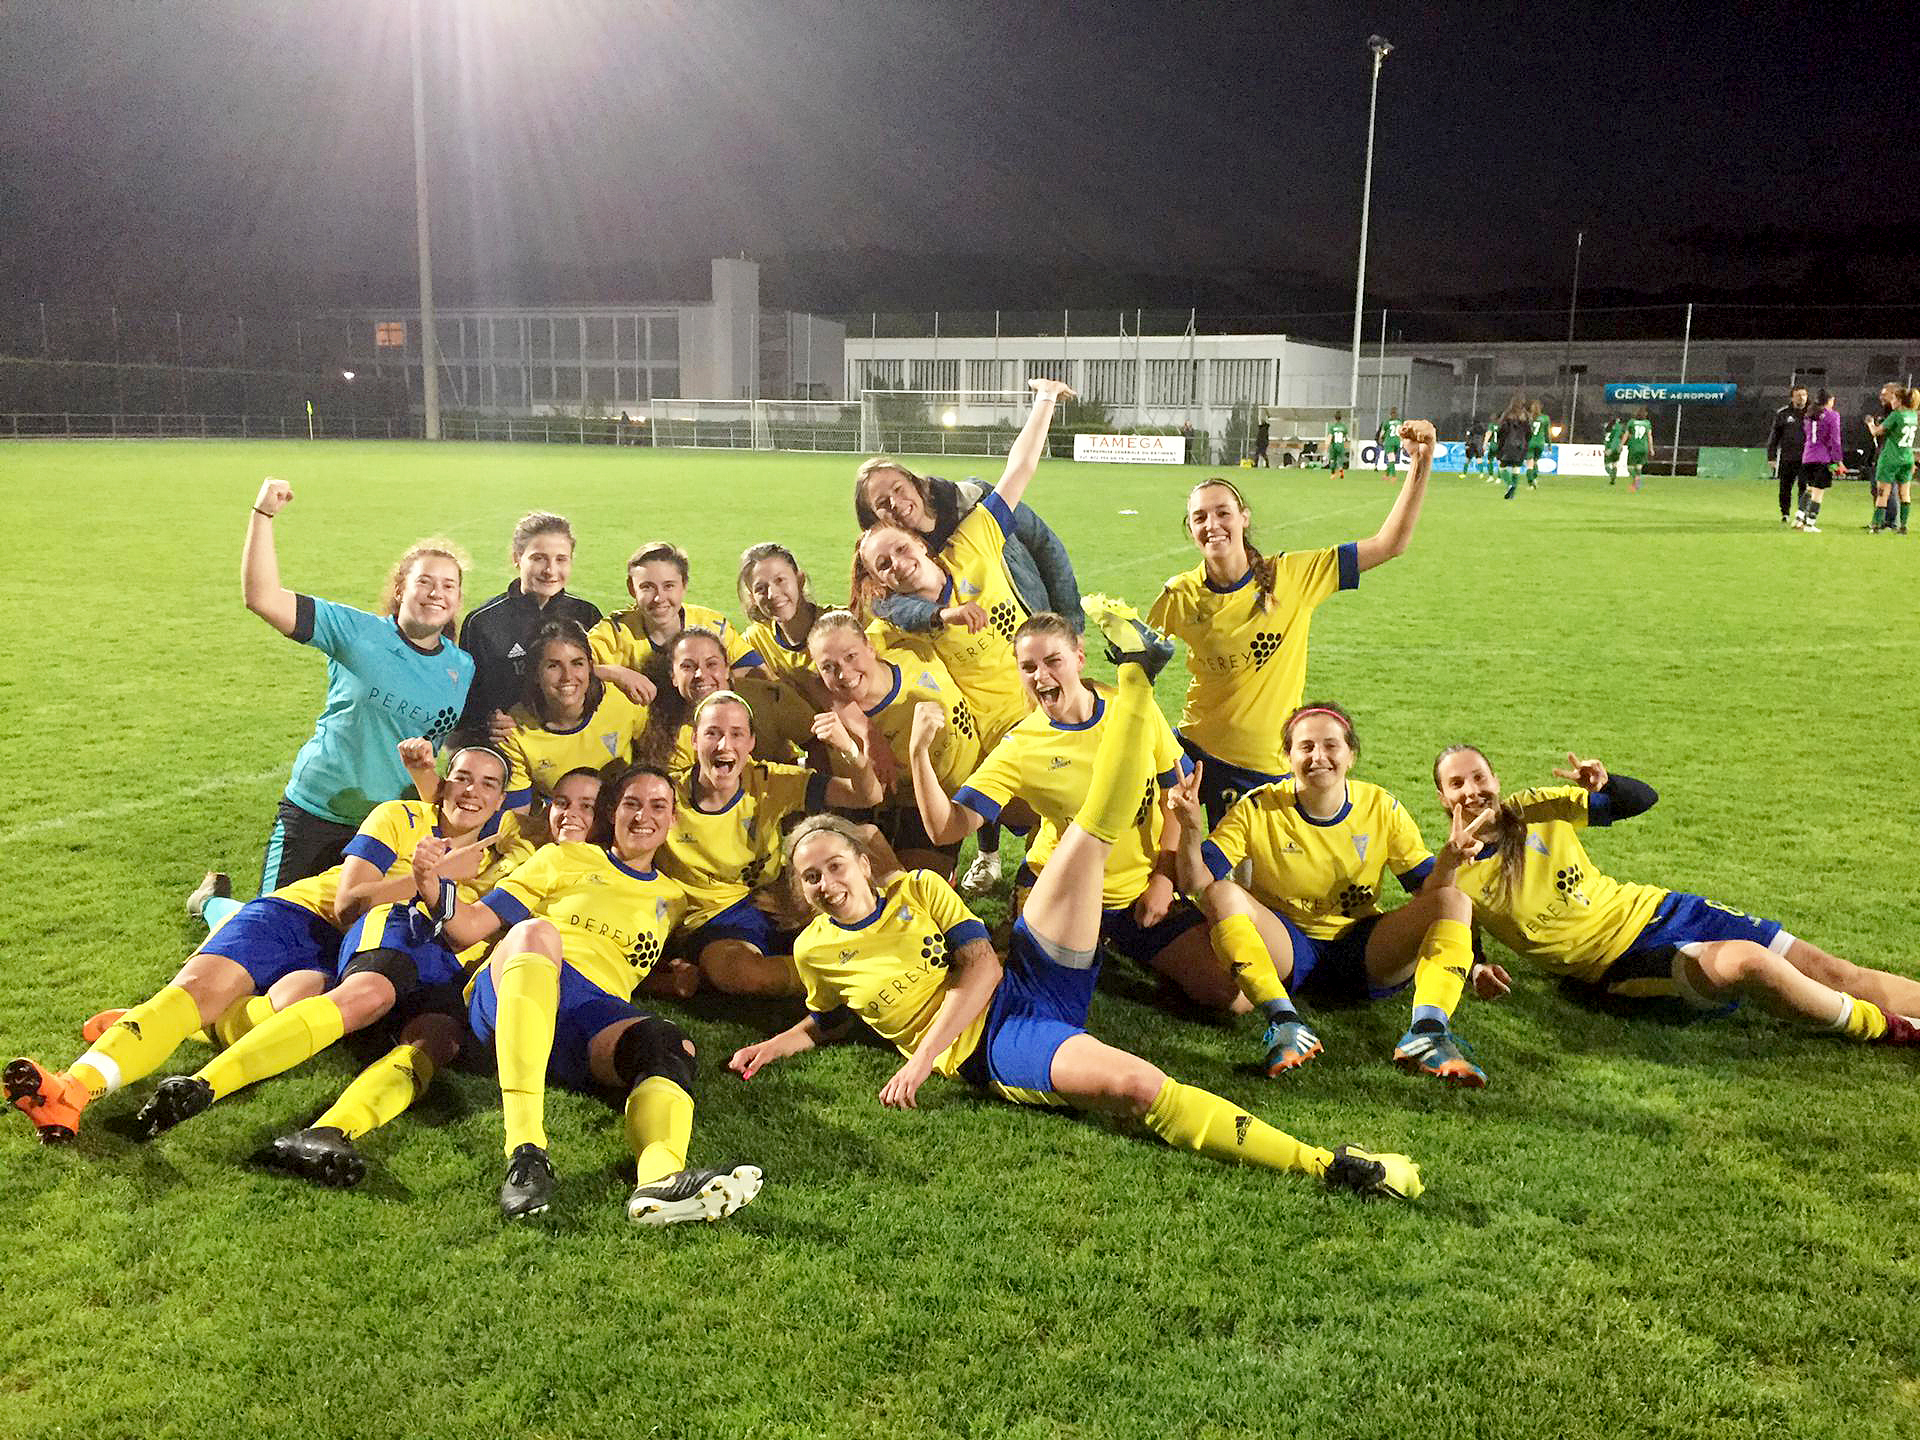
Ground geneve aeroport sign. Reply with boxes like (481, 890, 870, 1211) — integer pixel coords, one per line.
(1602, 383, 1737, 404)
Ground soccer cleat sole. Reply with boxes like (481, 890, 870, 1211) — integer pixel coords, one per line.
(5, 1058, 84, 1144)
(265, 1128, 367, 1189)
(186, 870, 233, 922)
(133, 1076, 214, 1141)
(1393, 1049, 1487, 1089)
(629, 1165, 764, 1227)
(1264, 1041, 1323, 1077)
(1079, 593, 1174, 679)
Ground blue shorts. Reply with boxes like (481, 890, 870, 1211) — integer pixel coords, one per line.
(468, 961, 645, 1091)
(1177, 735, 1287, 827)
(1100, 896, 1206, 967)
(201, 896, 339, 991)
(1595, 891, 1786, 1002)
(683, 894, 795, 957)
(1275, 912, 1397, 1004)
(959, 918, 1098, 1098)
(336, 902, 468, 991)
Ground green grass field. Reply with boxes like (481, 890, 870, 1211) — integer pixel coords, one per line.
(1, 439, 1916, 1440)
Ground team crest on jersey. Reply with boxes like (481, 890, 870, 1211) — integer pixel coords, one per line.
(1525, 835, 1551, 857)
(507, 642, 525, 659)
(899, 906, 915, 927)
(600, 732, 619, 756)
(655, 898, 670, 924)
(1352, 835, 1369, 860)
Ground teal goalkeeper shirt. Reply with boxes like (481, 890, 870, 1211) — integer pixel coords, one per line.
(283, 595, 474, 824)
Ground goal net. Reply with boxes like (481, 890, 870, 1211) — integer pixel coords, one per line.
(647, 399, 860, 451)
(857, 389, 1035, 458)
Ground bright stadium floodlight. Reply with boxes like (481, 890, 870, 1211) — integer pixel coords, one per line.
(342, 370, 356, 381)
(1348, 34, 1394, 414)
(941, 409, 958, 427)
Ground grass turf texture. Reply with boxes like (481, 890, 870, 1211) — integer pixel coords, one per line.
(1, 439, 1916, 1440)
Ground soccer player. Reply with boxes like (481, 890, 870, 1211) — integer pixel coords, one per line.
(1767, 386, 1809, 523)
(241, 477, 473, 892)
(660, 690, 881, 997)
(1168, 703, 1490, 1082)
(497, 621, 649, 811)
(588, 541, 761, 706)
(1795, 390, 1842, 532)
(1461, 413, 1487, 482)
(633, 626, 820, 775)
(5, 746, 508, 1144)
(1865, 383, 1917, 534)
(1481, 415, 1502, 480)
(455, 512, 602, 747)
(1525, 400, 1551, 488)
(906, 610, 1236, 1011)
(1148, 420, 1436, 824)
(1376, 408, 1402, 478)
(1253, 416, 1271, 467)
(807, 610, 981, 877)
(444, 765, 764, 1223)
(128, 750, 512, 1142)
(1603, 415, 1627, 486)
(1623, 408, 1654, 492)
(854, 380, 1073, 894)
(1326, 412, 1350, 477)
(737, 542, 832, 705)
(1495, 397, 1530, 500)
(729, 598, 1422, 1201)
(1425, 746, 1920, 1051)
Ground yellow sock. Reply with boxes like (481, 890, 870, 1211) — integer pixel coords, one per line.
(625, 1076, 695, 1187)
(1840, 995, 1889, 1041)
(1209, 915, 1291, 1011)
(194, 995, 345, 1100)
(1072, 665, 1156, 843)
(71, 984, 204, 1099)
(212, 994, 276, 1048)
(495, 953, 560, 1156)
(1142, 1077, 1331, 1178)
(1408, 919, 1474, 1024)
(314, 1044, 437, 1140)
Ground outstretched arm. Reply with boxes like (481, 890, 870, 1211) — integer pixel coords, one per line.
(877, 937, 1002, 1110)
(1353, 421, 1434, 573)
(992, 379, 1076, 511)
(729, 1010, 854, 1079)
(243, 478, 301, 636)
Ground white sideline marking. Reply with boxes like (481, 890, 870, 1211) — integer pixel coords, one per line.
(0, 767, 284, 845)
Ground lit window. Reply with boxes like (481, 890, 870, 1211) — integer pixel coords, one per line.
(375, 322, 407, 348)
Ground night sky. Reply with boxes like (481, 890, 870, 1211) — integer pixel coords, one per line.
(3, 0, 1915, 313)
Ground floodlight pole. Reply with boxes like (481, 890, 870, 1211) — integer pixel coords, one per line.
(1563, 229, 1583, 438)
(409, 0, 441, 440)
(1348, 35, 1392, 414)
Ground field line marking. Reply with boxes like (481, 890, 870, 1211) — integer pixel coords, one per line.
(0, 766, 285, 845)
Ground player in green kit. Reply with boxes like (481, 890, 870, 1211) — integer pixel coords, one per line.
(1603, 417, 1626, 484)
(1624, 409, 1654, 491)
(1327, 413, 1350, 477)
(1525, 401, 1550, 489)
(1866, 383, 1917, 533)
(1480, 416, 1501, 480)
(1376, 409, 1401, 478)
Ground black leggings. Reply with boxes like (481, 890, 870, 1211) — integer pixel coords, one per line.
(1777, 460, 1800, 517)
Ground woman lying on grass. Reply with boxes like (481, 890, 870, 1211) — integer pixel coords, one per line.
(728, 597, 1422, 1202)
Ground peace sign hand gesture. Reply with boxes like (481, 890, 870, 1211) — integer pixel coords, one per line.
(1550, 752, 1608, 793)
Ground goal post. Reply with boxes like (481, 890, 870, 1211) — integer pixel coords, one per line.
(648, 398, 862, 451)
(858, 389, 1035, 458)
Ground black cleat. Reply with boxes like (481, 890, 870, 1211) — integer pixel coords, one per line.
(500, 1142, 555, 1219)
(627, 1164, 764, 1226)
(1323, 1143, 1424, 1200)
(1080, 594, 1174, 681)
(133, 1075, 214, 1140)
(265, 1126, 366, 1188)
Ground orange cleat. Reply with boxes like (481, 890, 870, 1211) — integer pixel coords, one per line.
(80, 1009, 127, 1045)
(4, 1058, 91, 1144)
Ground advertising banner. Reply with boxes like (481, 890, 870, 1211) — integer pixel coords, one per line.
(1602, 383, 1737, 404)
(1073, 433, 1186, 464)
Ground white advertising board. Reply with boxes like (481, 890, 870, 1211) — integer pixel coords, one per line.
(1073, 433, 1186, 465)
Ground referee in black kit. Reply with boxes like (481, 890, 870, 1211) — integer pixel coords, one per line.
(1767, 382, 1809, 525)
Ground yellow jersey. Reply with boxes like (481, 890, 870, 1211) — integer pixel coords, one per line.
(860, 654, 983, 807)
(653, 671, 818, 778)
(954, 683, 1190, 908)
(875, 498, 1029, 744)
(1451, 786, 1668, 981)
(793, 869, 992, 1076)
(274, 799, 458, 924)
(1200, 778, 1433, 940)
(742, 618, 817, 689)
(1147, 545, 1359, 774)
(588, 601, 756, 674)
(499, 685, 649, 808)
(477, 841, 686, 1000)
(660, 760, 827, 928)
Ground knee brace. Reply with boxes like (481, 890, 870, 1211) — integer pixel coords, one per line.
(612, 1013, 696, 1091)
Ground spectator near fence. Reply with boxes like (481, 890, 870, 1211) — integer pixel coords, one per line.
(1768, 384, 1809, 525)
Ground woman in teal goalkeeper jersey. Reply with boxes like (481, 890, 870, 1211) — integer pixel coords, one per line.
(1866, 383, 1918, 533)
(242, 477, 475, 893)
